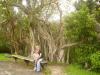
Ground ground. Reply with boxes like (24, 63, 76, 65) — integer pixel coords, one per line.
(48, 65, 67, 75)
(0, 54, 65, 75)
(0, 61, 99, 75)
(0, 61, 65, 75)
(0, 61, 43, 75)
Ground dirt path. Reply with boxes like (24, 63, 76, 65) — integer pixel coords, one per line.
(0, 61, 43, 75)
(48, 65, 67, 75)
(0, 61, 68, 75)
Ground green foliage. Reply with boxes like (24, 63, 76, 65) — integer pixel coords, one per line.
(65, 64, 100, 75)
(74, 0, 100, 23)
(95, 7, 100, 23)
(64, 5, 97, 42)
(90, 51, 100, 70)
(75, 44, 97, 63)
(64, 2, 99, 72)
(0, 54, 11, 61)
(0, 0, 31, 55)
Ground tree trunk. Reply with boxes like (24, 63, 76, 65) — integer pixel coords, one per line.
(29, 27, 35, 57)
(66, 47, 70, 64)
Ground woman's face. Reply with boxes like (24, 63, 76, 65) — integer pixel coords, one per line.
(35, 46, 40, 53)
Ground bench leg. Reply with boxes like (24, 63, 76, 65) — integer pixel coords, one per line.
(24, 60, 29, 66)
(13, 57, 18, 62)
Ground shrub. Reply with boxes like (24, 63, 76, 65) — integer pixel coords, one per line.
(90, 51, 100, 71)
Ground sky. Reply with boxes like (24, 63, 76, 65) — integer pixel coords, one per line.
(14, 0, 78, 21)
(49, 0, 78, 21)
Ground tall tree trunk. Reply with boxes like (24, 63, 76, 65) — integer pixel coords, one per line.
(30, 27, 35, 57)
(66, 47, 70, 64)
(58, 50, 64, 63)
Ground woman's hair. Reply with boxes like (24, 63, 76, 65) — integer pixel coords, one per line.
(34, 45, 40, 49)
(34, 45, 41, 54)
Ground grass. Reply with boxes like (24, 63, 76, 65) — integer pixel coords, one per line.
(43, 67, 51, 75)
(0, 53, 11, 61)
(64, 64, 100, 75)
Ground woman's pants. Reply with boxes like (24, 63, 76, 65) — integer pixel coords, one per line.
(35, 58, 43, 72)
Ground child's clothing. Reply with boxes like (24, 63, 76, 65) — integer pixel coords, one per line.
(33, 52, 42, 72)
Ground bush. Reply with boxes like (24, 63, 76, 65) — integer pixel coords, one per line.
(90, 51, 100, 71)
(74, 44, 97, 64)
(0, 46, 10, 53)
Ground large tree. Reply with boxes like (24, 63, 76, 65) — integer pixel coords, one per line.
(0, 0, 67, 62)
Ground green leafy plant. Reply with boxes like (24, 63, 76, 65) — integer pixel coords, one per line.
(90, 51, 100, 70)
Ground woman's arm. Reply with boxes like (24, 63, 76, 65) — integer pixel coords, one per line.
(39, 53, 42, 58)
(36, 53, 42, 61)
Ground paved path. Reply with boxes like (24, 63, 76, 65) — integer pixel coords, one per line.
(0, 61, 43, 75)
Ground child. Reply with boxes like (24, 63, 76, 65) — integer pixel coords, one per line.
(33, 45, 43, 72)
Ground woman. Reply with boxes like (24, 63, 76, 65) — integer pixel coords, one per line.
(33, 45, 43, 72)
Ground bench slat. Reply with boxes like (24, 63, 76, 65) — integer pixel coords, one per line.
(12, 55, 34, 62)
(11, 55, 47, 64)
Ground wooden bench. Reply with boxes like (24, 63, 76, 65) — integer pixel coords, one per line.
(11, 55, 47, 68)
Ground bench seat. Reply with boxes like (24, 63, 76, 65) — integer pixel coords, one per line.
(12, 55, 34, 62)
(11, 54, 47, 68)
